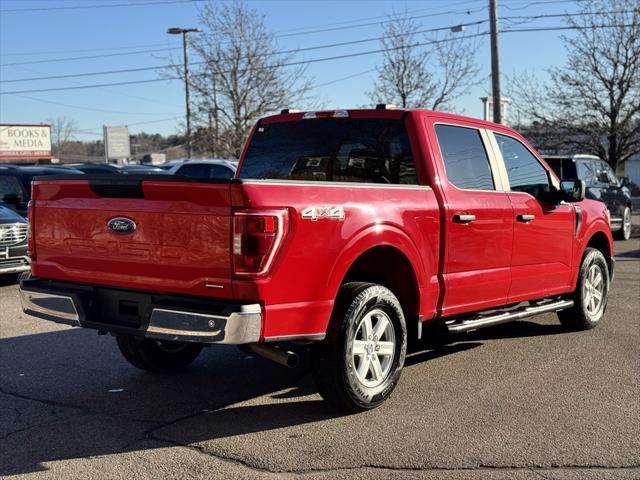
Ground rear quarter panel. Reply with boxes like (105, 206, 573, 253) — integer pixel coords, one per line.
(230, 181, 440, 339)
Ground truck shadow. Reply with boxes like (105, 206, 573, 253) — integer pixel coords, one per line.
(0, 318, 567, 476)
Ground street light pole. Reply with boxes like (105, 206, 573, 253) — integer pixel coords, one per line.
(489, 0, 502, 124)
(167, 27, 201, 159)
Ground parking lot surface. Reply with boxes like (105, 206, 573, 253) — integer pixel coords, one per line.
(1, 236, 638, 479)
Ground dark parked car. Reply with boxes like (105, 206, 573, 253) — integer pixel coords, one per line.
(0, 165, 84, 217)
(168, 159, 237, 179)
(0, 205, 29, 282)
(62, 164, 122, 175)
(545, 154, 632, 240)
(120, 164, 168, 175)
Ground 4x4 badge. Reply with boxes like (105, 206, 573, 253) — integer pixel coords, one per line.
(301, 206, 345, 221)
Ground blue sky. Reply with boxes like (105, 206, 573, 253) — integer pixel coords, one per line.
(0, 0, 585, 140)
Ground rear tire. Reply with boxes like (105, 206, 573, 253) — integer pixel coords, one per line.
(116, 335, 203, 373)
(614, 206, 632, 240)
(557, 248, 609, 330)
(312, 282, 407, 412)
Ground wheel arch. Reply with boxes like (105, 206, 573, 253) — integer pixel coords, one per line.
(582, 228, 614, 279)
(327, 226, 427, 340)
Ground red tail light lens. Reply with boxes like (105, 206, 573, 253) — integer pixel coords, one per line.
(27, 200, 36, 260)
(232, 209, 288, 276)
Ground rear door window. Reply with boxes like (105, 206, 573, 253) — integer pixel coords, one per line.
(240, 118, 417, 184)
(435, 124, 495, 190)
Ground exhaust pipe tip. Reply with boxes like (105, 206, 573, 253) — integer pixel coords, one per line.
(284, 352, 300, 369)
(244, 343, 299, 369)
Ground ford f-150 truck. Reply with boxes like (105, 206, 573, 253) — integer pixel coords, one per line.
(19, 107, 614, 411)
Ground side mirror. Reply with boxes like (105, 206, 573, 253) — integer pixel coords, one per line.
(560, 179, 585, 202)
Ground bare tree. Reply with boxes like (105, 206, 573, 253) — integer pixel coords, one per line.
(47, 116, 78, 158)
(185, 1, 313, 158)
(508, 0, 640, 170)
(369, 12, 481, 110)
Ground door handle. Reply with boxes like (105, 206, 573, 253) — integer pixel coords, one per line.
(453, 214, 476, 223)
(516, 214, 535, 222)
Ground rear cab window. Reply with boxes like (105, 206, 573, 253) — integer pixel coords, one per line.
(239, 118, 417, 185)
(434, 124, 495, 191)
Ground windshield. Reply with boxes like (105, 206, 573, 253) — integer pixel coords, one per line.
(240, 118, 417, 184)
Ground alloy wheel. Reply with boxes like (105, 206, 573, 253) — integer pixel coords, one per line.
(351, 309, 396, 388)
(583, 264, 605, 316)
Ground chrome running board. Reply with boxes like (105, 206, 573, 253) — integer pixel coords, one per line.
(445, 299, 574, 334)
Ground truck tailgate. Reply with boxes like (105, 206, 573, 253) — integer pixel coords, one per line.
(31, 178, 234, 299)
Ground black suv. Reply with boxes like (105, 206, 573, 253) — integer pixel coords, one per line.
(0, 205, 29, 282)
(0, 165, 83, 217)
(545, 154, 633, 240)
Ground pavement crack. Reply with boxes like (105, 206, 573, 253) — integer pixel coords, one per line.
(0, 385, 159, 428)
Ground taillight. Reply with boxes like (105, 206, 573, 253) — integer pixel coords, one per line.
(27, 200, 36, 260)
(232, 209, 288, 276)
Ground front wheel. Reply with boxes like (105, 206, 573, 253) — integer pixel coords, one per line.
(312, 282, 407, 411)
(614, 206, 632, 240)
(557, 247, 609, 330)
(116, 335, 203, 373)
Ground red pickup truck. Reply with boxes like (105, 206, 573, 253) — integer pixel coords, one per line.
(20, 107, 614, 411)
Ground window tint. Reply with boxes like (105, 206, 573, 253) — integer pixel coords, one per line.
(240, 119, 417, 184)
(177, 164, 210, 178)
(0, 175, 24, 200)
(600, 161, 618, 185)
(435, 124, 494, 190)
(545, 158, 576, 179)
(495, 134, 550, 196)
(209, 165, 234, 179)
(577, 161, 597, 184)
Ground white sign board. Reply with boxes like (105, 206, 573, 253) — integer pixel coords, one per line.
(104, 126, 131, 160)
(0, 124, 52, 161)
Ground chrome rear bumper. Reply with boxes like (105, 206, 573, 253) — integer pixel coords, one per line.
(19, 280, 262, 345)
(21, 289, 80, 325)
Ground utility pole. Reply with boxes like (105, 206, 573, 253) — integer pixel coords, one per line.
(167, 27, 201, 159)
(489, 0, 502, 124)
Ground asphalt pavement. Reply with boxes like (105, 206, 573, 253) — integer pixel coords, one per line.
(1, 232, 638, 479)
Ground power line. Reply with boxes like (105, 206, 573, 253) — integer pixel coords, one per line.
(313, 68, 378, 89)
(275, 5, 486, 39)
(0, 20, 489, 84)
(0, 47, 181, 68)
(0, 30, 489, 93)
(274, 0, 481, 34)
(0, 0, 205, 13)
(12, 94, 181, 116)
(0, 42, 178, 58)
(7, 64, 184, 109)
(501, 0, 589, 11)
(0, 3, 485, 63)
(3, 8, 631, 84)
(3, 8, 628, 81)
(0, 23, 632, 96)
(76, 116, 184, 134)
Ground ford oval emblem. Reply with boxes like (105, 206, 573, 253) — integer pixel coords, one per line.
(107, 217, 137, 234)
